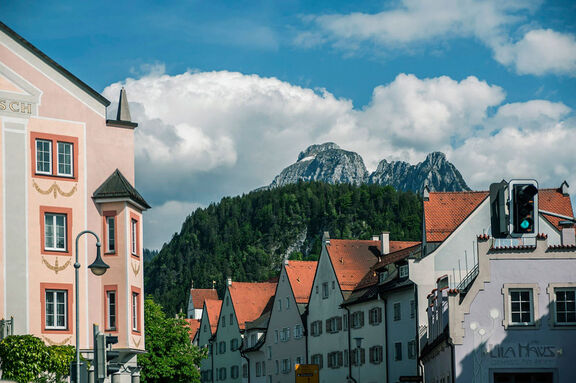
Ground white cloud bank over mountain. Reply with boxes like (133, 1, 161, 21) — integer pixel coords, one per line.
(103, 68, 575, 249)
(295, 0, 576, 76)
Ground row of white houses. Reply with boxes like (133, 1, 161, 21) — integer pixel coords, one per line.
(188, 183, 576, 383)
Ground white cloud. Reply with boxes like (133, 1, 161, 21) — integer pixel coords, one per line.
(493, 29, 576, 76)
(296, 0, 576, 76)
(104, 69, 575, 249)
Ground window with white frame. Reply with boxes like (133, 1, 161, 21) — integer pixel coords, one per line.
(106, 216, 115, 253)
(393, 302, 401, 321)
(131, 218, 138, 255)
(311, 354, 323, 369)
(132, 291, 139, 331)
(369, 345, 383, 364)
(399, 264, 409, 278)
(509, 289, 534, 325)
(294, 324, 303, 339)
(555, 288, 576, 325)
(352, 348, 365, 366)
(106, 290, 117, 330)
(45, 290, 67, 329)
(36, 139, 52, 174)
(369, 307, 382, 325)
(282, 358, 291, 373)
(326, 316, 342, 333)
(351, 311, 364, 329)
(327, 351, 343, 368)
(310, 320, 323, 336)
(379, 270, 388, 283)
(57, 142, 73, 176)
(44, 213, 67, 251)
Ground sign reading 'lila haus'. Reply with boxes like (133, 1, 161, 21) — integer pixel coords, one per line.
(488, 343, 560, 360)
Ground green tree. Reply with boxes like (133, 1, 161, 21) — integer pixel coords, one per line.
(139, 297, 206, 383)
(0, 335, 75, 383)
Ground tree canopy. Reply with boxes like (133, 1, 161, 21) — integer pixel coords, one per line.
(139, 297, 206, 383)
(145, 181, 422, 315)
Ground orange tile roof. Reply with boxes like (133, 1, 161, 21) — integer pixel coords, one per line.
(424, 187, 574, 242)
(424, 191, 489, 242)
(327, 239, 417, 291)
(204, 299, 222, 335)
(190, 288, 219, 309)
(284, 261, 317, 304)
(539, 188, 574, 231)
(185, 318, 201, 341)
(229, 282, 277, 331)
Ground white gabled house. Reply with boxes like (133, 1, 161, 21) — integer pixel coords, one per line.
(244, 260, 317, 383)
(199, 299, 222, 383)
(212, 279, 276, 383)
(307, 232, 418, 383)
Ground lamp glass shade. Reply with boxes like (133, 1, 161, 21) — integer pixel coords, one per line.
(88, 246, 109, 276)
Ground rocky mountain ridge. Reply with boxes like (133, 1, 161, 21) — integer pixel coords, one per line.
(269, 143, 470, 192)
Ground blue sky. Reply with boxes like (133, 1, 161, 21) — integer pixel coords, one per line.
(4, 0, 576, 249)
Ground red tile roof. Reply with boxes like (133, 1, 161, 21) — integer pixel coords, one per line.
(284, 261, 317, 304)
(424, 188, 574, 243)
(424, 191, 489, 242)
(185, 319, 201, 341)
(539, 188, 574, 231)
(229, 282, 277, 330)
(327, 239, 418, 291)
(190, 288, 219, 309)
(204, 299, 222, 335)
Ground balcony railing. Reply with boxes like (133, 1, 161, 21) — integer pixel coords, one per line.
(457, 263, 479, 295)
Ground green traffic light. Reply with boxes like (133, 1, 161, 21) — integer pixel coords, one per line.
(520, 219, 530, 229)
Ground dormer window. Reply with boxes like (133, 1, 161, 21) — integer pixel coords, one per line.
(399, 265, 409, 279)
(379, 271, 388, 283)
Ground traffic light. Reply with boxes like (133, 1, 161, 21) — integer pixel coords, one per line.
(490, 181, 508, 238)
(509, 180, 538, 237)
(93, 324, 120, 381)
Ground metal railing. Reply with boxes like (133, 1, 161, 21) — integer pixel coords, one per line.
(457, 263, 479, 294)
(0, 317, 14, 340)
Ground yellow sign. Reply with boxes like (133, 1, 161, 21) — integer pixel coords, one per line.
(295, 364, 319, 383)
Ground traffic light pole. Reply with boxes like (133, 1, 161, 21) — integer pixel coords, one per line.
(538, 209, 576, 222)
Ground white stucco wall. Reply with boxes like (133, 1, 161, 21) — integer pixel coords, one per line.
(307, 245, 348, 383)
(262, 266, 307, 383)
(213, 289, 243, 383)
(383, 286, 418, 382)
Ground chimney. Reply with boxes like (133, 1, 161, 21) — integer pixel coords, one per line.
(560, 221, 576, 247)
(227, 277, 232, 286)
(380, 232, 390, 255)
(560, 180, 570, 196)
(423, 185, 430, 201)
(322, 231, 330, 245)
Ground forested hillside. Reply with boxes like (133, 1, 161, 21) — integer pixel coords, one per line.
(144, 181, 422, 315)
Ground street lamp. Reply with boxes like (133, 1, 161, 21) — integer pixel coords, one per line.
(72, 230, 110, 383)
(353, 337, 363, 383)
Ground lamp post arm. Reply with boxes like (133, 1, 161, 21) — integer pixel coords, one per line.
(74, 230, 101, 383)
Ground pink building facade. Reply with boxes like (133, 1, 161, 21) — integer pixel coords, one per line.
(0, 22, 148, 378)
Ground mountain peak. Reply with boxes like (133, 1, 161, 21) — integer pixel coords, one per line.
(270, 144, 470, 192)
(297, 142, 341, 161)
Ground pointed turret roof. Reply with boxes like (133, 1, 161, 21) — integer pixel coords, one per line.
(117, 87, 132, 121)
(93, 169, 150, 210)
(106, 88, 138, 128)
